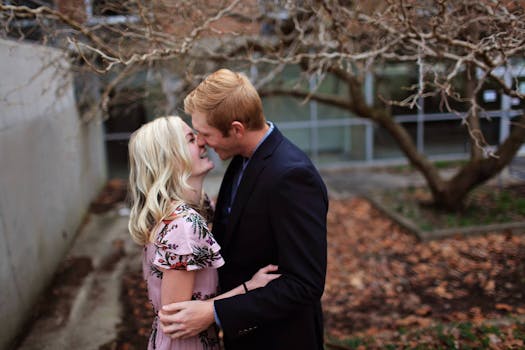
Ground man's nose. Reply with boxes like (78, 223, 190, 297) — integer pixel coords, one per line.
(196, 133, 206, 147)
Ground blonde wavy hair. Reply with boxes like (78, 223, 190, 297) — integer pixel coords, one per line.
(128, 116, 193, 245)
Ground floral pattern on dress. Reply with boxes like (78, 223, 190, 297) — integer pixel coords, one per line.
(185, 211, 210, 240)
(142, 201, 224, 350)
(152, 204, 223, 272)
(198, 326, 220, 350)
(191, 291, 218, 301)
(150, 264, 163, 279)
(150, 315, 159, 349)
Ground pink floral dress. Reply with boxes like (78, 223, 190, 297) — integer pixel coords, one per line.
(143, 202, 225, 350)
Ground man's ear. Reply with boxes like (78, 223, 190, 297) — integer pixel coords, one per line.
(230, 121, 245, 138)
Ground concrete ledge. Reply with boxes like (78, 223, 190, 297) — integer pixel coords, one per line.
(365, 194, 525, 241)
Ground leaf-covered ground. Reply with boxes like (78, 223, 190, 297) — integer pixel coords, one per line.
(111, 197, 525, 349)
(323, 198, 525, 349)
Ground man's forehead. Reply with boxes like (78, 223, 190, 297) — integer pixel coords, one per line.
(191, 115, 216, 133)
(190, 113, 205, 127)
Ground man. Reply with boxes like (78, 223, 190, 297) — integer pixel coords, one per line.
(159, 68, 328, 350)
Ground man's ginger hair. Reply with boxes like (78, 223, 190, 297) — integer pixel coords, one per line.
(184, 69, 265, 136)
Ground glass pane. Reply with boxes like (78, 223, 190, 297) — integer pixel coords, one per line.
(477, 80, 502, 111)
(316, 126, 366, 164)
(373, 125, 407, 160)
(423, 120, 469, 156)
(511, 77, 525, 110)
(263, 96, 309, 122)
(280, 127, 310, 152)
(317, 103, 353, 120)
(480, 118, 501, 146)
(376, 63, 419, 116)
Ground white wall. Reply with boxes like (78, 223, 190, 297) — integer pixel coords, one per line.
(0, 39, 107, 349)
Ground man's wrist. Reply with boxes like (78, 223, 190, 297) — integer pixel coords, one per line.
(212, 300, 222, 328)
(245, 280, 254, 291)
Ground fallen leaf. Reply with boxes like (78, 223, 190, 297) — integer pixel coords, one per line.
(395, 315, 432, 327)
(495, 303, 513, 312)
(415, 305, 432, 316)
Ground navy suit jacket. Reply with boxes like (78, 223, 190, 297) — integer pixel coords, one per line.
(213, 126, 328, 350)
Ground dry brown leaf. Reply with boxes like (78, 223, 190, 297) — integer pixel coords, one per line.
(415, 305, 432, 316)
(434, 282, 454, 299)
(349, 273, 365, 289)
(395, 315, 432, 328)
(495, 303, 513, 312)
(484, 279, 496, 294)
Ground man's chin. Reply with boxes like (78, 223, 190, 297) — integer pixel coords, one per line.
(217, 153, 232, 161)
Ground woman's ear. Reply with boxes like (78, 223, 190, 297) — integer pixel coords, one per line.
(230, 121, 245, 138)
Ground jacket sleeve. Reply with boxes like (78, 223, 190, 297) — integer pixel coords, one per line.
(214, 165, 328, 338)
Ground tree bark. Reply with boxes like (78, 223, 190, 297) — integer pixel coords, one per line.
(465, 63, 483, 161)
(437, 113, 525, 210)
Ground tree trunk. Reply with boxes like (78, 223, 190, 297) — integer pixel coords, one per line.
(465, 63, 483, 161)
(376, 112, 525, 211)
(432, 113, 525, 210)
(260, 81, 525, 212)
(343, 77, 525, 211)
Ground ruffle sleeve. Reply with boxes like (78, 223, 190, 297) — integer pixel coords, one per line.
(153, 206, 224, 271)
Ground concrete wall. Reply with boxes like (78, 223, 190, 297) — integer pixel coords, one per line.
(0, 39, 107, 349)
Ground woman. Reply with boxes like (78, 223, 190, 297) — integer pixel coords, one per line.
(128, 116, 279, 350)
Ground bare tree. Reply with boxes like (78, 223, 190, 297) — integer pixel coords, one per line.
(2, 0, 524, 210)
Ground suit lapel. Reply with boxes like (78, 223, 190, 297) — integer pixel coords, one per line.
(213, 156, 242, 243)
(221, 127, 283, 249)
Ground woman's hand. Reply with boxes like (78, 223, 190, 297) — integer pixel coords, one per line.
(245, 264, 280, 290)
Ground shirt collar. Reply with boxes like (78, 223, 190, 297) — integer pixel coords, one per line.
(247, 121, 274, 161)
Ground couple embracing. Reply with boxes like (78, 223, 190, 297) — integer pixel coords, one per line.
(128, 68, 328, 350)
